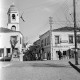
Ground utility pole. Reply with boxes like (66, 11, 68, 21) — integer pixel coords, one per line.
(49, 17, 53, 60)
(73, 0, 78, 65)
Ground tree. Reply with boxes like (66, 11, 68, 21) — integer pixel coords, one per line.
(23, 44, 41, 61)
(10, 36, 18, 60)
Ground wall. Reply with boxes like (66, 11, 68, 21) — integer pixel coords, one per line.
(0, 32, 23, 56)
(52, 31, 80, 59)
(40, 31, 80, 60)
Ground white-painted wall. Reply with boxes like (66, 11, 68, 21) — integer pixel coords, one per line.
(0, 32, 23, 57)
(40, 31, 80, 60)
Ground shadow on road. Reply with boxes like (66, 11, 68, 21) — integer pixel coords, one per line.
(32, 63, 71, 68)
(68, 61, 80, 73)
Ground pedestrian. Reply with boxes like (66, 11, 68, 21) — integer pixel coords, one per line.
(58, 51, 62, 60)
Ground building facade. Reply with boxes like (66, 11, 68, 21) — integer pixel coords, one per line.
(33, 39, 40, 46)
(33, 39, 41, 60)
(0, 4, 23, 61)
(39, 27, 80, 60)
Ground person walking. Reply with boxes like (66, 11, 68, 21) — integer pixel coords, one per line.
(58, 51, 62, 60)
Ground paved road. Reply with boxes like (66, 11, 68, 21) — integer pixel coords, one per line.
(0, 59, 80, 80)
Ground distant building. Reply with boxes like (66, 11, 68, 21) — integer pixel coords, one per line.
(33, 39, 41, 60)
(25, 43, 32, 50)
(39, 27, 80, 60)
(33, 39, 40, 46)
(0, 4, 23, 61)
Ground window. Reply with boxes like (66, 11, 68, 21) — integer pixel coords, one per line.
(77, 35, 80, 43)
(41, 40, 43, 47)
(48, 36, 50, 45)
(7, 48, 10, 53)
(10, 36, 18, 46)
(6, 48, 11, 57)
(11, 25, 16, 31)
(47, 36, 50, 45)
(12, 14, 16, 19)
(55, 36, 59, 44)
(10, 36, 17, 41)
(0, 48, 4, 57)
(20, 37, 21, 44)
(47, 37, 48, 45)
(45, 38, 47, 46)
(69, 35, 73, 43)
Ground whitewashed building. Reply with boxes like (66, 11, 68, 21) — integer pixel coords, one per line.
(0, 4, 23, 61)
(39, 27, 80, 60)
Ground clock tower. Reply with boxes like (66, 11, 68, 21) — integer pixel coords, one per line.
(7, 4, 19, 31)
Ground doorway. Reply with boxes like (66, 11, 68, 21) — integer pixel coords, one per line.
(6, 48, 11, 57)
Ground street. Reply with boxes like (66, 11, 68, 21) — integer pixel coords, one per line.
(0, 59, 80, 80)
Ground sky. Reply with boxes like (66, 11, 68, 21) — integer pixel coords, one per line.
(0, 0, 80, 44)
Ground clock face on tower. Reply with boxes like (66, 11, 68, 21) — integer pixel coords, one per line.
(11, 25, 16, 31)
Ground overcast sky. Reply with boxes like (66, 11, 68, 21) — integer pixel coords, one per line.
(0, 0, 80, 44)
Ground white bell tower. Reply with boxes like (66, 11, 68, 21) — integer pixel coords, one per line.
(7, 3, 19, 31)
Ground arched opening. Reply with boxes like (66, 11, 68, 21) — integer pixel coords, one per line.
(12, 14, 16, 19)
(11, 25, 16, 31)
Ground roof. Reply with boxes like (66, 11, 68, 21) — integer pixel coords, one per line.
(53, 27, 80, 32)
(40, 27, 80, 37)
(33, 39, 40, 45)
(0, 27, 20, 33)
(8, 4, 18, 13)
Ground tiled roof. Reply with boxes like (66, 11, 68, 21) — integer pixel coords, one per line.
(0, 27, 17, 33)
(53, 27, 80, 32)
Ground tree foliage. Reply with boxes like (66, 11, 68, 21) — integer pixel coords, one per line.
(23, 44, 41, 61)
